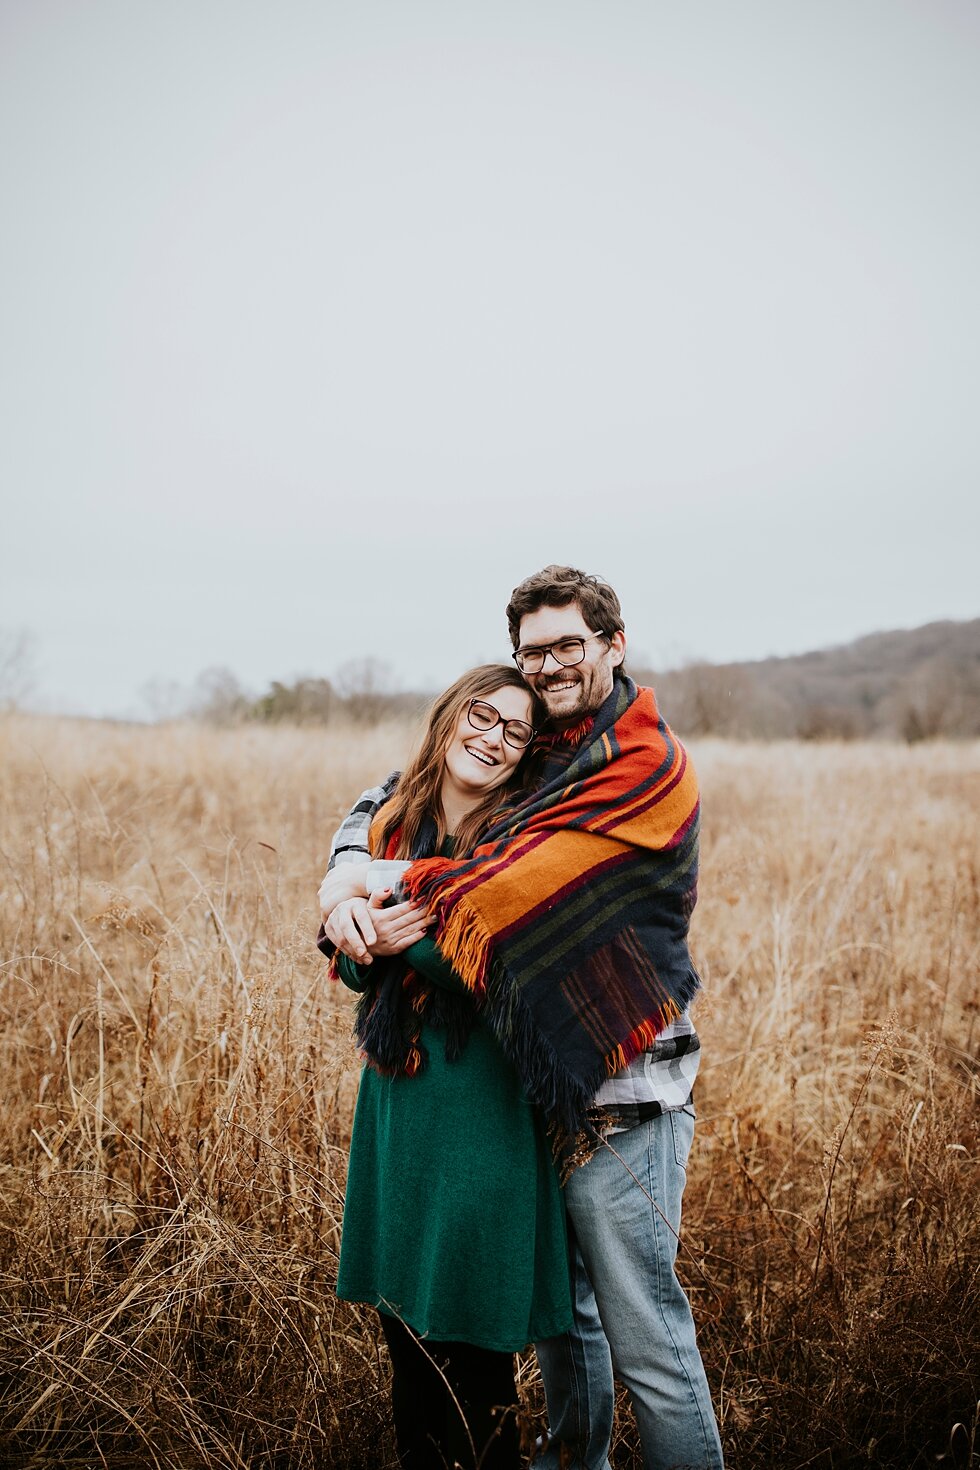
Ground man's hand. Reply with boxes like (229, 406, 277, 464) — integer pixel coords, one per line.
(324, 890, 433, 965)
(318, 863, 370, 921)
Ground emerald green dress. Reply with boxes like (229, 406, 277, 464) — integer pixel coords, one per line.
(336, 934, 573, 1352)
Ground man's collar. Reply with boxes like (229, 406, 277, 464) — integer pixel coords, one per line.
(543, 713, 596, 749)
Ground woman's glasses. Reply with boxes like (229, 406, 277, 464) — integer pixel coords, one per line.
(466, 699, 536, 749)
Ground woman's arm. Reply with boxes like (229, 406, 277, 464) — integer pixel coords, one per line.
(323, 891, 433, 965)
(402, 935, 470, 995)
(330, 916, 438, 999)
(334, 951, 374, 994)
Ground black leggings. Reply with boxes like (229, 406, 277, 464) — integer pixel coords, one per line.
(378, 1312, 521, 1470)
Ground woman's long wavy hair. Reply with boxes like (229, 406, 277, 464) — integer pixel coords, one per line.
(371, 664, 544, 861)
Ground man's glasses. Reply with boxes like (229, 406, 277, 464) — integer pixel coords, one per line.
(512, 631, 607, 676)
(466, 699, 536, 749)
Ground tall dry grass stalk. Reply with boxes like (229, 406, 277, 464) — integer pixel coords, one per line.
(0, 715, 976, 1468)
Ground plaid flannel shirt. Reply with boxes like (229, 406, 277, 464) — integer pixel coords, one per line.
(325, 774, 700, 1131)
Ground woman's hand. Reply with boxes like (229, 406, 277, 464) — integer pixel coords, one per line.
(325, 890, 433, 965)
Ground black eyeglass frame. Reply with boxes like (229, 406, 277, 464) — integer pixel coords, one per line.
(465, 698, 537, 750)
(511, 630, 609, 676)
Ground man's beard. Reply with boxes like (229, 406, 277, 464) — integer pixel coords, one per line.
(535, 663, 612, 725)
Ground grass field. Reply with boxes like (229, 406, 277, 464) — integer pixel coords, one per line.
(0, 713, 977, 1468)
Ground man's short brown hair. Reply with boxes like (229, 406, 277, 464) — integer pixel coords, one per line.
(505, 565, 626, 650)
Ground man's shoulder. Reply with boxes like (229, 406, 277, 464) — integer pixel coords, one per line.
(348, 771, 401, 813)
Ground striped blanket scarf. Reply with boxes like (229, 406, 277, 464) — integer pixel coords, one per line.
(401, 675, 702, 1137)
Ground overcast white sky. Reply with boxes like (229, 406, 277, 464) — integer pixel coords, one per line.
(2, 0, 978, 717)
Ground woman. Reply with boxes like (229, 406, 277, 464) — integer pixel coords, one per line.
(319, 665, 572, 1470)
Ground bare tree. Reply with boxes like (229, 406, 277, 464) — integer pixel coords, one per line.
(887, 656, 979, 742)
(189, 667, 251, 726)
(0, 628, 37, 711)
(795, 702, 860, 741)
(334, 657, 399, 723)
(655, 661, 756, 737)
(141, 678, 187, 723)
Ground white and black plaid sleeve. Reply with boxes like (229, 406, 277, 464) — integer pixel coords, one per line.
(328, 771, 401, 868)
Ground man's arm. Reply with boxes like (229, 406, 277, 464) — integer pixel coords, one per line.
(317, 772, 398, 923)
(317, 772, 430, 964)
(317, 771, 398, 932)
(326, 772, 401, 869)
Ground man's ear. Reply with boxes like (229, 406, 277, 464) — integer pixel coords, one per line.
(609, 631, 626, 668)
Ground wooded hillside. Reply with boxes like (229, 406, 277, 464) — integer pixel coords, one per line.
(641, 618, 980, 739)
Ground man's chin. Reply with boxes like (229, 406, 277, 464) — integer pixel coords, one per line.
(541, 688, 586, 719)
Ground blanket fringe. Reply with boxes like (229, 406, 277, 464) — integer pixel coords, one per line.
(482, 961, 599, 1135)
(432, 898, 493, 998)
(605, 1001, 681, 1075)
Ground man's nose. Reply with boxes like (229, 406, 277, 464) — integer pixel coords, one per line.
(539, 649, 563, 672)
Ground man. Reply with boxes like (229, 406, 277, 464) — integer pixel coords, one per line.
(321, 566, 724, 1470)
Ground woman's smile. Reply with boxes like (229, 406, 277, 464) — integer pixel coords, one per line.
(465, 744, 499, 767)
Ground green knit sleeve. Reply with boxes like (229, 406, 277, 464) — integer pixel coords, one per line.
(335, 953, 374, 993)
(336, 940, 466, 996)
(403, 935, 469, 995)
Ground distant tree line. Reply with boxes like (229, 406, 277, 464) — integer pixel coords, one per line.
(186, 658, 430, 727)
(6, 618, 974, 742)
(178, 619, 980, 742)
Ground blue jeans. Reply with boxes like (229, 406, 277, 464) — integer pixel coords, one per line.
(534, 1108, 724, 1470)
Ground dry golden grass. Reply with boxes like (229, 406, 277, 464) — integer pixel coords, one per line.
(0, 714, 977, 1469)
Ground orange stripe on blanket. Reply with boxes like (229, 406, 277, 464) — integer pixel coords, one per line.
(607, 782, 699, 847)
(457, 829, 624, 930)
(599, 758, 697, 840)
